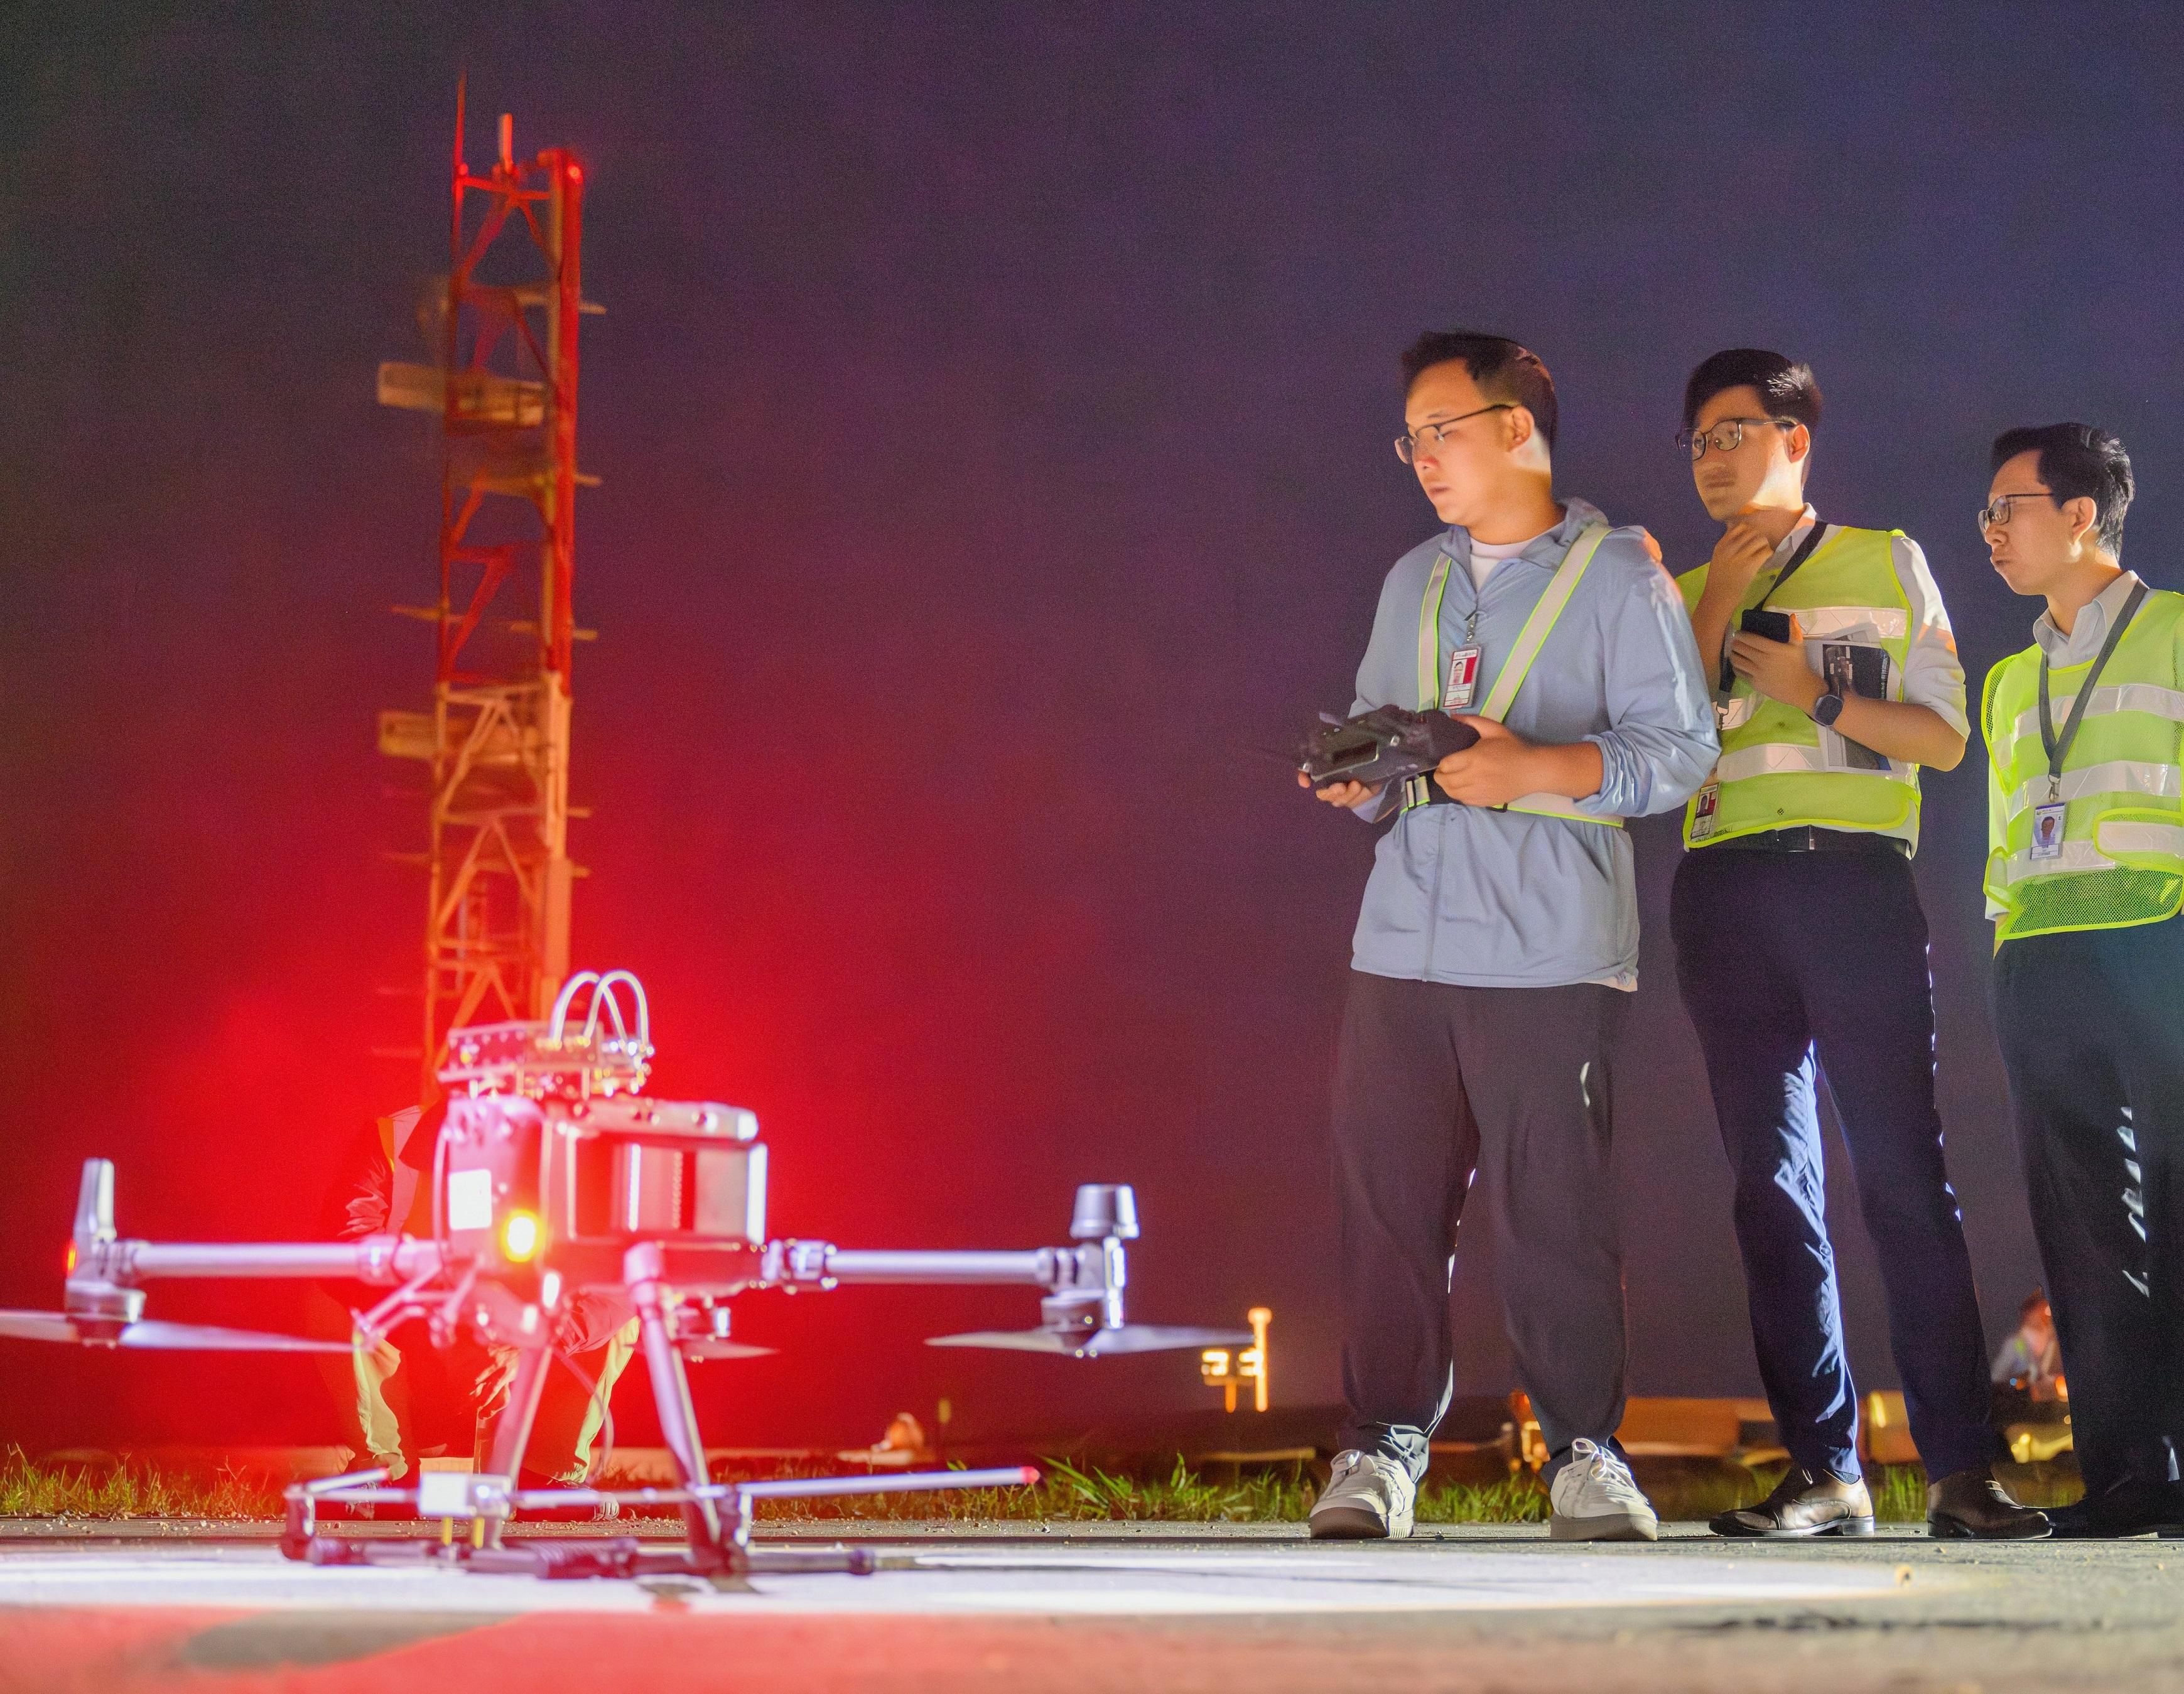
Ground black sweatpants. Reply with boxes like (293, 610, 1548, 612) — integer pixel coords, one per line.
(1670, 846, 1994, 1482)
(1332, 968, 1628, 1483)
(1992, 916, 2184, 1494)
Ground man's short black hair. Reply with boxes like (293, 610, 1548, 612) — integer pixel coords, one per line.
(1991, 423, 2134, 557)
(1402, 331, 1557, 449)
(1682, 348, 1822, 434)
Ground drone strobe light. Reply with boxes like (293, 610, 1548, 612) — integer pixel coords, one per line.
(500, 1211, 541, 1264)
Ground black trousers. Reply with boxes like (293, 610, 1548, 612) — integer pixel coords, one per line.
(1992, 917, 2184, 1494)
(1670, 846, 1994, 1482)
(1332, 969, 1628, 1484)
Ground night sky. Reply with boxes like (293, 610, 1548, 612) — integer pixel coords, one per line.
(6, 3, 2183, 1450)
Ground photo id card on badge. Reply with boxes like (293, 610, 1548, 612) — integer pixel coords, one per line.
(2031, 801, 2067, 861)
(1444, 645, 1481, 713)
(1690, 782, 1721, 840)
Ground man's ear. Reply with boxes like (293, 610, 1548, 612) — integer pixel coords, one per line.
(2063, 494, 2101, 549)
(1502, 406, 1535, 453)
(1784, 423, 1813, 467)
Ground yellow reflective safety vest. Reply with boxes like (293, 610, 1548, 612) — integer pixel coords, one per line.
(1397, 521, 1624, 828)
(1982, 585, 2184, 941)
(1675, 525, 1922, 849)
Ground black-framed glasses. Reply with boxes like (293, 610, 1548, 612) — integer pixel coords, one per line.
(1395, 403, 1514, 465)
(1677, 416, 1797, 462)
(1979, 491, 2053, 534)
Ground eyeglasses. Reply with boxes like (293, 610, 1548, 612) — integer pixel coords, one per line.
(1395, 404, 1514, 465)
(1677, 417, 1797, 462)
(1978, 491, 2053, 534)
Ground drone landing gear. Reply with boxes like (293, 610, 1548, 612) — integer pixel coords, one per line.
(291, 1531, 879, 1581)
(281, 1300, 1034, 1580)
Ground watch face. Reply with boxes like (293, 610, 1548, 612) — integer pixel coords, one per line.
(1815, 693, 1844, 726)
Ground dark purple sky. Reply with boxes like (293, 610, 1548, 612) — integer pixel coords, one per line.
(6, 3, 2181, 1447)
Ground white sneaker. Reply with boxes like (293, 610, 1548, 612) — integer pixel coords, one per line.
(1549, 1438, 1658, 1541)
(1309, 1449, 1416, 1540)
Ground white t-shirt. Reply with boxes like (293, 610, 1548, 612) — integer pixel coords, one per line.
(1466, 530, 1550, 590)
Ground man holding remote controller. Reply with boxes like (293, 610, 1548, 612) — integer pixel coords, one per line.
(1299, 332, 1714, 1543)
(1667, 349, 2046, 1540)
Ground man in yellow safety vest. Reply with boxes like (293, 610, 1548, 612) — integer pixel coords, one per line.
(1671, 349, 2043, 1540)
(1982, 421, 2184, 1538)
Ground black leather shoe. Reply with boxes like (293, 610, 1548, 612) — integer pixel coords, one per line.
(1711, 1466, 1875, 1538)
(2047, 1476, 2184, 1539)
(1926, 1467, 2049, 1539)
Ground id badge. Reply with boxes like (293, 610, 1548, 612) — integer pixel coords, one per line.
(2030, 801, 2067, 861)
(1690, 781, 1721, 841)
(1444, 645, 1482, 713)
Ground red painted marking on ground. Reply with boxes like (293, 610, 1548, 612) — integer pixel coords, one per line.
(0, 1608, 1329, 1694)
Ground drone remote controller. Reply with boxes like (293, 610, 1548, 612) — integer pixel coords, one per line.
(1298, 704, 1478, 790)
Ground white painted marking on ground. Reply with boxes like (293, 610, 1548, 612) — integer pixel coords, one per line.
(0, 1545, 1922, 1617)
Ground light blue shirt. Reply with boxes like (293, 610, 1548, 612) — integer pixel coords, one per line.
(1347, 499, 1717, 988)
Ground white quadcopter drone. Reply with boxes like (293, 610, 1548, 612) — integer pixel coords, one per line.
(2, 969, 1246, 1579)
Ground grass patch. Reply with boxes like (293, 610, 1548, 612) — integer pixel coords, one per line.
(0, 1447, 281, 1519)
(725, 1456, 1319, 1524)
(1417, 1475, 1550, 1523)
(0, 1445, 2077, 1527)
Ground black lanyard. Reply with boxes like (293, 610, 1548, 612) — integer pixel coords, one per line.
(1718, 521, 1830, 696)
(2036, 580, 2147, 802)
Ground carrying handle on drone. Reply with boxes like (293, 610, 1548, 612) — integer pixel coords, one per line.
(548, 969, 651, 1049)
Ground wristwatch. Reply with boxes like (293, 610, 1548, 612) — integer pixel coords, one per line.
(1812, 691, 1846, 727)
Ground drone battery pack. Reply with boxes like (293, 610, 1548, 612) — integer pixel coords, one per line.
(440, 1094, 770, 1275)
(561, 1096, 767, 1247)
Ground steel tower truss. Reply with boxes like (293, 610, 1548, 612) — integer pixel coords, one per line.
(377, 97, 598, 1089)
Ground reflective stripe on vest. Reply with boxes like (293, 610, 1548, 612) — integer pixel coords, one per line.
(1399, 522, 1623, 828)
(1983, 587, 2184, 940)
(2001, 758, 2181, 822)
(1676, 525, 1920, 849)
(2008, 682, 2184, 747)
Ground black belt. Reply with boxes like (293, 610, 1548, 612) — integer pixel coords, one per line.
(1707, 826, 1909, 858)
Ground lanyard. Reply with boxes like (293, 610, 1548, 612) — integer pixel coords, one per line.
(2036, 581, 2147, 802)
(1718, 521, 1830, 696)
(1415, 524, 1609, 714)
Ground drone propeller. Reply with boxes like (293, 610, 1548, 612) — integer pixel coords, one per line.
(0, 1310, 348, 1354)
(678, 1338, 776, 1362)
(927, 1324, 1252, 1358)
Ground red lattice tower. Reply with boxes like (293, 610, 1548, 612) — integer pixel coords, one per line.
(377, 89, 598, 1091)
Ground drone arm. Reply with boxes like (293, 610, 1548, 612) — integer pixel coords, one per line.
(818, 1248, 1071, 1285)
(87, 1234, 446, 1285)
(760, 1242, 1110, 1292)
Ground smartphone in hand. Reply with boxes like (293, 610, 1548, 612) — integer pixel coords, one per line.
(1739, 608, 1802, 644)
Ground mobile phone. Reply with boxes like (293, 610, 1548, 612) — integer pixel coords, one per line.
(1740, 608, 1797, 644)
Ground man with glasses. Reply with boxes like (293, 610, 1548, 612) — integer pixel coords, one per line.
(1668, 349, 2045, 1540)
(1299, 331, 1715, 1542)
(1981, 423, 2184, 1536)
